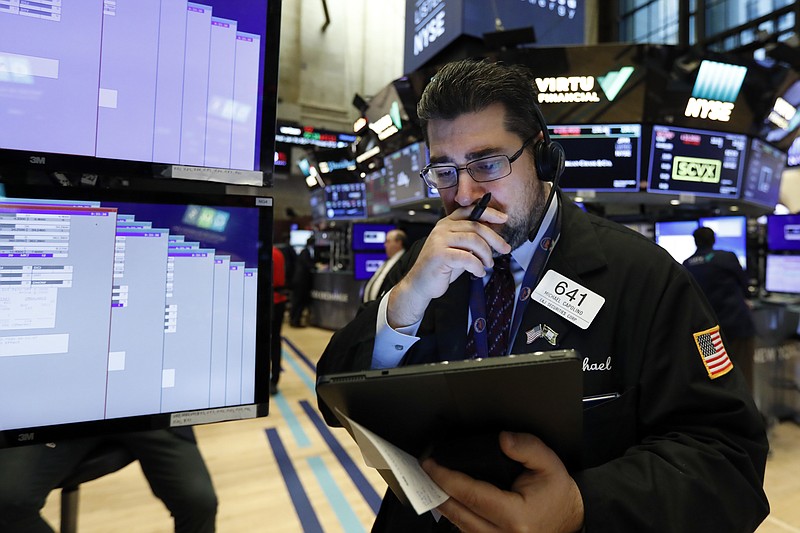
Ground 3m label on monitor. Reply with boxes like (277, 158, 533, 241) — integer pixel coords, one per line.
(0, 189, 272, 440)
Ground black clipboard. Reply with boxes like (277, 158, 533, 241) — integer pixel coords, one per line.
(316, 349, 583, 470)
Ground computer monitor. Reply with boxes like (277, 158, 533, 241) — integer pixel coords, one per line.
(384, 142, 427, 207)
(549, 124, 642, 192)
(353, 252, 388, 281)
(765, 254, 800, 294)
(0, 1, 282, 182)
(698, 215, 747, 269)
(0, 180, 273, 447)
(647, 124, 747, 199)
(322, 182, 367, 220)
(767, 214, 800, 251)
(654, 220, 701, 264)
(352, 223, 396, 251)
(655, 217, 747, 268)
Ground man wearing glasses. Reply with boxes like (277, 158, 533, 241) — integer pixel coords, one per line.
(317, 59, 768, 532)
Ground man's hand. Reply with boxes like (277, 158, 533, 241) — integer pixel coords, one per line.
(386, 205, 510, 329)
(422, 432, 584, 533)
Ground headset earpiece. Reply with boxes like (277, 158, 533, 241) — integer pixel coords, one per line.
(532, 105, 565, 183)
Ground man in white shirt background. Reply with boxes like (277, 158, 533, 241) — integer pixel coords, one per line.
(362, 229, 408, 303)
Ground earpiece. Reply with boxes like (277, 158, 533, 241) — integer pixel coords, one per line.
(531, 105, 565, 183)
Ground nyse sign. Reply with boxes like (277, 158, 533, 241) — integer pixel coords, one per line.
(414, 6, 446, 56)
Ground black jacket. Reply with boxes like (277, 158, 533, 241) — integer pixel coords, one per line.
(317, 198, 769, 532)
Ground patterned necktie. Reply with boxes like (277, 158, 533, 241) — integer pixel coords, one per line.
(465, 254, 515, 358)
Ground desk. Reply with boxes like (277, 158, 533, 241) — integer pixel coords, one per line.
(308, 271, 364, 330)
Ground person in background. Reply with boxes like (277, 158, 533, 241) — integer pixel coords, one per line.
(0, 428, 217, 532)
(684, 226, 757, 393)
(270, 246, 288, 395)
(316, 58, 768, 532)
(362, 229, 409, 303)
(289, 236, 315, 327)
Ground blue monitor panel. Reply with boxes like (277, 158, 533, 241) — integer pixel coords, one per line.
(654, 219, 700, 264)
(767, 214, 800, 251)
(352, 223, 396, 251)
(384, 142, 427, 207)
(323, 182, 367, 220)
(0, 181, 273, 447)
(698, 215, 747, 269)
(741, 138, 786, 209)
(765, 254, 800, 294)
(647, 125, 747, 199)
(353, 252, 388, 281)
(548, 124, 642, 192)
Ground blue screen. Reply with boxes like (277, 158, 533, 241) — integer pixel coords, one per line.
(767, 214, 800, 251)
(353, 252, 387, 281)
(352, 223, 396, 251)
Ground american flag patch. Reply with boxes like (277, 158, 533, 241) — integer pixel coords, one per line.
(693, 325, 733, 379)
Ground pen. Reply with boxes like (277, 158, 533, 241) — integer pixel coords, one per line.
(468, 192, 492, 221)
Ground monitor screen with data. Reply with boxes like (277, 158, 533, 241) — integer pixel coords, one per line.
(0, 181, 273, 447)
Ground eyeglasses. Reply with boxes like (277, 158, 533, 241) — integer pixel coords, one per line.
(419, 136, 535, 190)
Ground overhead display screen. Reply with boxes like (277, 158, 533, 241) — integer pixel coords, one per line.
(384, 142, 427, 207)
(741, 138, 786, 209)
(647, 125, 747, 199)
(549, 124, 641, 192)
(323, 182, 367, 220)
(365, 168, 392, 217)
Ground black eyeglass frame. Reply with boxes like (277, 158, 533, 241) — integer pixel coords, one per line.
(419, 135, 536, 190)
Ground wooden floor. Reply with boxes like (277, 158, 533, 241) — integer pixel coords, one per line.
(39, 324, 800, 532)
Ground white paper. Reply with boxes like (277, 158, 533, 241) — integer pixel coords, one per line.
(343, 412, 449, 515)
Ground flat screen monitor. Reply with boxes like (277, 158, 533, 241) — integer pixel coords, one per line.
(352, 223, 396, 251)
(647, 125, 747, 199)
(741, 138, 786, 208)
(767, 214, 800, 251)
(765, 254, 800, 294)
(654, 220, 701, 264)
(289, 229, 314, 254)
(549, 124, 642, 192)
(384, 142, 427, 207)
(323, 182, 367, 220)
(0, 1, 282, 181)
(698, 215, 747, 269)
(365, 168, 392, 217)
(0, 181, 273, 448)
(353, 252, 387, 281)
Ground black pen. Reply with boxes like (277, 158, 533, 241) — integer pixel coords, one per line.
(468, 192, 492, 221)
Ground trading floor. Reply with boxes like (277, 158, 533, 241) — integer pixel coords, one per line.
(40, 324, 800, 533)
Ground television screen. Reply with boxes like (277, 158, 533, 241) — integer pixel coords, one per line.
(289, 229, 314, 254)
(0, 1, 281, 180)
(698, 216, 747, 269)
(647, 125, 747, 198)
(308, 188, 326, 224)
(384, 142, 427, 207)
(765, 254, 800, 294)
(741, 138, 786, 208)
(323, 182, 367, 220)
(767, 214, 800, 251)
(549, 124, 642, 192)
(353, 252, 387, 281)
(654, 220, 701, 264)
(0, 181, 273, 447)
(365, 168, 392, 217)
(352, 223, 396, 251)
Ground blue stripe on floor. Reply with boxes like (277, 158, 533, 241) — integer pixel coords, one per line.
(272, 388, 311, 448)
(307, 456, 367, 533)
(282, 335, 318, 372)
(265, 428, 323, 533)
(283, 346, 317, 393)
(300, 400, 383, 514)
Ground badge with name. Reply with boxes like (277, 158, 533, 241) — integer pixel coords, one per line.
(532, 270, 605, 329)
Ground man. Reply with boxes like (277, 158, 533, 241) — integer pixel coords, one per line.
(684, 226, 757, 392)
(271, 246, 289, 395)
(362, 229, 408, 303)
(0, 428, 217, 532)
(289, 236, 314, 327)
(316, 59, 768, 532)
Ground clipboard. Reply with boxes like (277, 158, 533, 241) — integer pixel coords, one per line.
(316, 349, 583, 470)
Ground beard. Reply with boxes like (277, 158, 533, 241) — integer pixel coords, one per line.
(498, 178, 549, 253)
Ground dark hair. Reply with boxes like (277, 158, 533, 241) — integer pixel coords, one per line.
(693, 226, 716, 248)
(416, 59, 543, 150)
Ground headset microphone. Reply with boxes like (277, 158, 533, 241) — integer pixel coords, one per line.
(527, 104, 565, 242)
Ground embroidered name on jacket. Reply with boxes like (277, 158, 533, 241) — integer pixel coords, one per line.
(583, 356, 612, 371)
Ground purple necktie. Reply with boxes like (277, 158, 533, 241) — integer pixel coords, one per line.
(465, 254, 515, 358)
